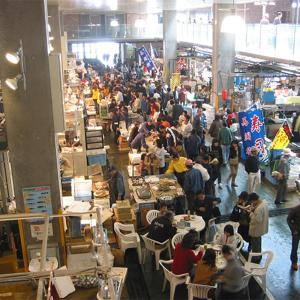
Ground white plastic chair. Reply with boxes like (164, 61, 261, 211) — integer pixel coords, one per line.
(212, 232, 244, 253)
(141, 233, 171, 270)
(205, 217, 217, 243)
(244, 251, 274, 292)
(146, 209, 160, 225)
(114, 222, 142, 264)
(186, 276, 216, 300)
(171, 232, 186, 250)
(240, 272, 253, 300)
(159, 260, 188, 300)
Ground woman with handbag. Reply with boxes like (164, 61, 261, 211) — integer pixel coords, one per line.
(227, 140, 239, 187)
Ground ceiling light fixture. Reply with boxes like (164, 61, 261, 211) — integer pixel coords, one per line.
(5, 43, 23, 65)
(5, 74, 23, 91)
(5, 52, 20, 65)
(110, 19, 119, 27)
(221, 14, 245, 34)
(220, 0, 245, 35)
(4, 40, 26, 91)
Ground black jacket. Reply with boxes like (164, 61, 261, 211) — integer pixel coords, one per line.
(148, 216, 177, 243)
(287, 205, 300, 233)
(245, 156, 259, 173)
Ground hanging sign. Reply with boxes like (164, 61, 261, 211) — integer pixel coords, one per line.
(23, 186, 53, 216)
(238, 108, 268, 163)
(138, 46, 156, 72)
(270, 121, 292, 150)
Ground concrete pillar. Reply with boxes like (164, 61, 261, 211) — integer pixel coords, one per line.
(211, 3, 236, 109)
(48, 4, 62, 54)
(0, 0, 63, 261)
(163, 10, 177, 85)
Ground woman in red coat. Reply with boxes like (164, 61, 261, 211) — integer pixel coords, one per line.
(172, 230, 203, 275)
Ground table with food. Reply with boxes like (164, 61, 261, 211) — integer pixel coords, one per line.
(174, 214, 206, 233)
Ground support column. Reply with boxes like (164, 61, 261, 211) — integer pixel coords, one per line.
(211, 3, 236, 109)
(163, 10, 177, 85)
(48, 4, 62, 54)
(0, 0, 63, 261)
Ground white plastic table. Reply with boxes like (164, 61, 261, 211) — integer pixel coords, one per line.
(29, 257, 58, 272)
(174, 214, 206, 233)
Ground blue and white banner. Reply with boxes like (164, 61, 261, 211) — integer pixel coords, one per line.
(238, 108, 268, 163)
(138, 46, 156, 72)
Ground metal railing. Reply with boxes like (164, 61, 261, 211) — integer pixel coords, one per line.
(65, 23, 163, 40)
(0, 209, 123, 300)
(177, 23, 300, 62)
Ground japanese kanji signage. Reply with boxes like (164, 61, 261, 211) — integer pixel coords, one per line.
(270, 121, 292, 150)
(238, 108, 268, 163)
(138, 46, 156, 72)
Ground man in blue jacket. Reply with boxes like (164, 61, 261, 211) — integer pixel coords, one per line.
(184, 159, 204, 211)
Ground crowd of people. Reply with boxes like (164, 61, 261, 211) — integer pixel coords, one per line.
(77, 61, 299, 298)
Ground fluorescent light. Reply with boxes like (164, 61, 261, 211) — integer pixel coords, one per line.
(221, 15, 245, 34)
(5, 52, 20, 64)
(110, 19, 119, 27)
(135, 18, 146, 28)
(5, 74, 22, 91)
(109, 0, 118, 10)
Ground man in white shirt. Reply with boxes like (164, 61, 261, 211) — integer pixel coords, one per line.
(193, 159, 210, 183)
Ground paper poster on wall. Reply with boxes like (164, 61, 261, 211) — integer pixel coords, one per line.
(23, 186, 53, 217)
(30, 223, 53, 240)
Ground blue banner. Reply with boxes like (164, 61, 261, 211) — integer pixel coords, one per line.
(238, 108, 268, 163)
(138, 46, 156, 72)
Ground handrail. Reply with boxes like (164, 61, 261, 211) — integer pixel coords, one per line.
(0, 208, 117, 300)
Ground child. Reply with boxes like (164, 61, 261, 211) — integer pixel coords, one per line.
(214, 224, 236, 248)
(155, 139, 168, 174)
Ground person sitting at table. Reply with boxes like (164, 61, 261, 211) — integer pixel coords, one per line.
(165, 152, 187, 187)
(214, 225, 236, 248)
(148, 211, 177, 243)
(193, 248, 217, 285)
(159, 203, 168, 216)
(172, 230, 203, 275)
(215, 245, 245, 300)
(193, 191, 221, 224)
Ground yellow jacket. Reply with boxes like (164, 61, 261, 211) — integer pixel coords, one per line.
(166, 157, 187, 174)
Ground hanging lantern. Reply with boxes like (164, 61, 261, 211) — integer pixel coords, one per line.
(222, 88, 228, 101)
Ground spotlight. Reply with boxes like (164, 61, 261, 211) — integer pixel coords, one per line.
(5, 52, 20, 64)
(5, 74, 22, 91)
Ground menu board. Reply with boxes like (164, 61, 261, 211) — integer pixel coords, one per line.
(23, 186, 53, 215)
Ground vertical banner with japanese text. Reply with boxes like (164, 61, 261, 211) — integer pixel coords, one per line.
(238, 108, 268, 163)
(138, 46, 156, 72)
